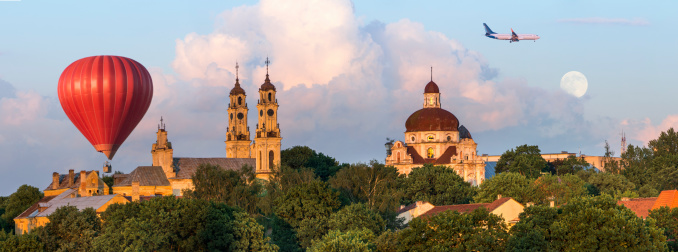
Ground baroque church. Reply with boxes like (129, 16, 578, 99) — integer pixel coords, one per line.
(385, 77, 486, 185)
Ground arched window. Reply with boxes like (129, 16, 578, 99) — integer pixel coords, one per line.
(238, 96, 242, 105)
(396, 152, 401, 163)
(411, 136, 415, 142)
(427, 148, 434, 158)
(269, 150, 274, 169)
(447, 136, 451, 141)
(268, 92, 272, 101)
(258, 151, 262, 172)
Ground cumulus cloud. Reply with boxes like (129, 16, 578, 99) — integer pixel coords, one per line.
(622, 115, 678, 145)
(558, 17, 650, 26)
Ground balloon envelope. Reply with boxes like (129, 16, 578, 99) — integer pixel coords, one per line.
(58, 55, 153, 159)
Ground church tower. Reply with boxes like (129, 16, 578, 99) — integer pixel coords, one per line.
(424, 67, 441, 109)
(226, 62, 252, 158)
(253, 58, 281, 179)
(152, 117, 175, 178)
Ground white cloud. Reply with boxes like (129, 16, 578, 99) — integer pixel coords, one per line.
(624, 115, 678, 145)
(558, 17, 650, 26)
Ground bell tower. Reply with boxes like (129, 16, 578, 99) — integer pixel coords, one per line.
(152, 117, 175, 178)
(226, 62, 252, 158)
(253, 58, 281, 179)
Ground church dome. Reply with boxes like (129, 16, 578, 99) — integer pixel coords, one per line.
(260, 75, 276, 91)
(230, 81, 246, 95)
(405, 108, 459, 132)
(424, 81, 439, 93)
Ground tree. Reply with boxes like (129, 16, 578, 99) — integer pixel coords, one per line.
(35, 206, 101, 252)
(649, 127, 678, 158)
(265, 215, 302, 252)
(549, 195, 667, 251)
(0, 229, 43, 252)
(474, 172, 535, 204)
(398, 208, 508, 251)
(93, 196, 276, 251)
(328, 203, 386, 236)
(374, 229, 399, 252)
(258, 164, 318, 216)
(281, 146, 342, 181)
(506, 205, 559, 251)
(329, 161, 403, 213)
(401, 164, 476, 205)
(308, 228, 376, 252)
(532, 174, 587, 206)
(586, 172, 636, 198)
(603, 140, 621, 173)
(1, 185, 43, 233)
(495, 145, 547, 179)
(274, 181, 341, 228)
(549, 156, 591, 176)
(183, 163, 262, 214)
(649, 206, 678, 251)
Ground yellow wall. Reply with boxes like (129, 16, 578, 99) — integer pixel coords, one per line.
(490, 198, 524, 225)
(113, 185, 173, 197)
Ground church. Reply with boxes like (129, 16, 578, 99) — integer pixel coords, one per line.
(385, 77, 486, 185)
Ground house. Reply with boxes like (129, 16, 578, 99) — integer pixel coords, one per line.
(397, 196, 524, 225)
(13, 189, 128, 235)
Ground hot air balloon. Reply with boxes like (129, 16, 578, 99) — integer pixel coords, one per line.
(58, 55, 153, 160)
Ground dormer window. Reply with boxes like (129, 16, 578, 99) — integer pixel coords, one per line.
(427, 135, 434, 141)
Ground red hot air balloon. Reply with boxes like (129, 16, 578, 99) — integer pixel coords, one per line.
(58, 55, 153, 160)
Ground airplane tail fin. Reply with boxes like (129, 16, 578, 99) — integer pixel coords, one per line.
(483, 23, 496, 35)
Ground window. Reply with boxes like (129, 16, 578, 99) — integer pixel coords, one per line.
(238, 96, 242, 105)
(411, 136, 415, 142)
(427, 135, 434, 141)
(396, 152, 401, 163)
(268, 92, 272, 101)
(447, 136, 451, 141)
(427, 148, 435, 158)
(269, 151, 274, 169)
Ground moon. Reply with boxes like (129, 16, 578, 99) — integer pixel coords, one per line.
(560, 71, 588, 98)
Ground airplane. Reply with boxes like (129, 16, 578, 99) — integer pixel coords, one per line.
(484, 23, 540, 43)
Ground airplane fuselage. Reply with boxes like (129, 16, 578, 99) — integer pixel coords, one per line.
(486, 33, 540, 42)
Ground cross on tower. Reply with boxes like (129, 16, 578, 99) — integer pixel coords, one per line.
(431, 66, 433, 82)
(235, 61, 239, 80)
(265, 57, 270, 75)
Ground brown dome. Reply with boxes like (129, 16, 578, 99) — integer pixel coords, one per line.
(424, 81, 439, 93)
(230, 80, 246, 95)
(260, 74, 276, 91)
(405, 108, 459, 132)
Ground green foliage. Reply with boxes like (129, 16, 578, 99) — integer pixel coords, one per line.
(532, 174, 587, 206)
(548, 156, 591, 175)
(0, 229, 44, 252)
(265, 215, 302, 252)
(183, 163, 262, 214)
(401, 164, 476, 205)
(93, 196, 276, 251)
(308, 228, 376, 252)
(328, 203, 386, 236)
(495, 144, 547, 179)
(639, 184, 660, 197)
(474, 172, 534, 204)
(398, 208, 508, 251)
(35, 206, 100, 252)
(549, 195, 667, 251)
(649, 206, 678, 251)
(649, 128, 678, 157)
(329, 161, 403, 213)
(281, 146, 342, 181)
(586, 172, 636, 198)
(274, 181, 341, 228)
(295, 217, 330, 249)
(101, 175, 114, 194)
(374, 229, 399, 252)
(258, 165, 319, 216)
(1, 185, 42, 233)
(506, 205, 559, 251)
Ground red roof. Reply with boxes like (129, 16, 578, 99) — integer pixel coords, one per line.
(405, 108, 459, 132)
(420, 197, 514, 218)
(653, 190, 678, 210)
(618, 197, 657, 219)
(406, 146, 457, 165)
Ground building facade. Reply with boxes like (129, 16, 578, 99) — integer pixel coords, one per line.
(385, 79, 486, 185)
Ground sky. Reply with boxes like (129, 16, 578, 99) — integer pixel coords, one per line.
(1, 0, 677, 195)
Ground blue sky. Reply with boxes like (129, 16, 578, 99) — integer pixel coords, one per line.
(1, 0, 676, 195)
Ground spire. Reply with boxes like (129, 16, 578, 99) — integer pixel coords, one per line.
(265, 57, 271, 82)
(431, 66, 433, 82)
(235, 61, 239, 81)
(158, 116, 165, 130)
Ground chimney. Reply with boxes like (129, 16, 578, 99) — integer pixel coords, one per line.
(497, 194, 502, 200)
(68, 169, 74, 187)
(132, 181, 140, 202)
(79, 170, 87, 196)
(52, 172, 60, 190)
